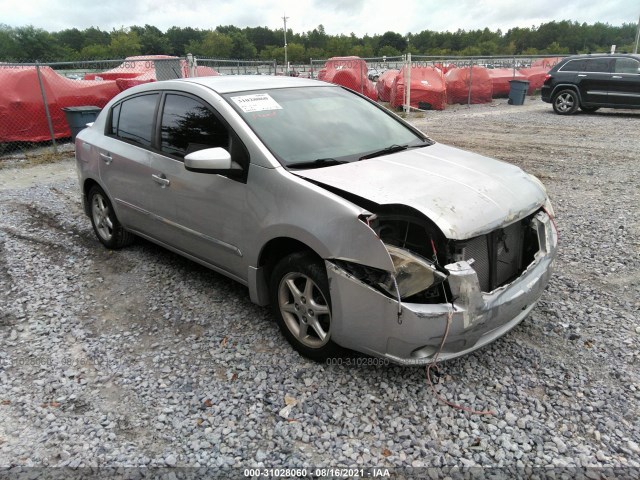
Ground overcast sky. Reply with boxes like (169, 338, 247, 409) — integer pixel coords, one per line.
(1, 0, 638, 36)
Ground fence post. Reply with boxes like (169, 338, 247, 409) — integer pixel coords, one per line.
(404, 53, 411, 114)
(512, 56, 516, 79)
(467, 58, 474, 108)
(360, 61, 364, 94)
(186, 53, 196, 78)
(35, 61, 58, 154)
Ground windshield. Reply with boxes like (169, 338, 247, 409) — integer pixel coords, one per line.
(223, 86, 430, 167)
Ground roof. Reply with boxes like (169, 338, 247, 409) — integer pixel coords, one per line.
(178, 75, 331, 94)
(563, 53, 640, 60)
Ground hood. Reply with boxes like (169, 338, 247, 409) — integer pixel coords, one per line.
(294, 143, 546, 240)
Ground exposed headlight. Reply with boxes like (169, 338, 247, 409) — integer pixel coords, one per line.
(380, 245, 447, 299)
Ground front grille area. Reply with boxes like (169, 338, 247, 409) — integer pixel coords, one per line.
(453, 212, 539, 293)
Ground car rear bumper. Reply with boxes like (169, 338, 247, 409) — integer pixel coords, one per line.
(327, 211, 557, 365)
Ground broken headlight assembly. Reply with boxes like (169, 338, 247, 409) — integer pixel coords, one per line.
(380, 245, 447, 299)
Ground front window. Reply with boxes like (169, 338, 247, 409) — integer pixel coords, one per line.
(160, 93, 229, 159)
(614, 57, 640, 74)
(223, 86, 429, 167)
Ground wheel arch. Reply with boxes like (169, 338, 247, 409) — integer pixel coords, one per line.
(248, 236, 324, 306)
(551, 84, 582, 103)
(82, 177, 102, 216)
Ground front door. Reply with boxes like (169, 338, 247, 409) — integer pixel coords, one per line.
(609, 57, 640, 107)
(148, 92, 250, 279)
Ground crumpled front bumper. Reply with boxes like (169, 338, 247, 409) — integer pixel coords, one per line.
(327, 211, 557, 365)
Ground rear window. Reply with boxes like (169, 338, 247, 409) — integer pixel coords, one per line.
(584, 58, 612, 73)
(111, 93, 159, 147)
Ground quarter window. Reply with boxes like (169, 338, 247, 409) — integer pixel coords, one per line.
(560, 59, 587, 72)
(113, 94, 159, 147)
(160, 94, 229, 159)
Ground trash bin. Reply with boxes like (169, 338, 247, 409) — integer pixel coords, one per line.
(507, 80, 529, 106)
(62, 106, 101, 141)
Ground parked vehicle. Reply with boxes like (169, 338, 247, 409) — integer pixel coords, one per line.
(541, 54, 640, 114)
(76, 76, 557, 364)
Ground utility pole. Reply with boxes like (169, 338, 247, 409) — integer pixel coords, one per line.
(283, 14, 289, 75)
(634, 14, 640, 54)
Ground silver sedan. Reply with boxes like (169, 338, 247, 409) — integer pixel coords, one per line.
(75, 76, 557, 364)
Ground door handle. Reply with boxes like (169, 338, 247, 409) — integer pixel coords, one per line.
(577, 74, 587, 77)
(99, 152, 112, 164)
(152, 174, 170, 187)
(612, 75, 623, 79)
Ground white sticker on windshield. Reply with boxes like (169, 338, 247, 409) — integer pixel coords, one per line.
(231, 93, 283, 113)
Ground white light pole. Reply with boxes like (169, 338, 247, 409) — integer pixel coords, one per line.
(634, 15, 640, 54)
(283, 14, 289, 75)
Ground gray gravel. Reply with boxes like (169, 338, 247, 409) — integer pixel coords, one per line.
(0, 100, 638, 475)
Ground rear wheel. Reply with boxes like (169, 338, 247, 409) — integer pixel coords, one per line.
(270, 252, 340, 361)
(88, 185, 134, 249)
(552, 89, 579, 115)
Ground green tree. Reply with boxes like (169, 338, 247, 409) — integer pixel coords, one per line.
(79, 43, 111, 59)
(378, 45, 401, 57)
(378, 31, 407, 53)
(131, 25, 170, 55)
(186, 31, 233, 58)
(0, 24, 19, 60)
(13, 25, 62, 60)
(166, 26, 204, 56)
(230, 31, 257, 59)
(109, 28, 141, 58)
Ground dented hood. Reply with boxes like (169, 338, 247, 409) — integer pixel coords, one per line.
(294, 143, 546, 240)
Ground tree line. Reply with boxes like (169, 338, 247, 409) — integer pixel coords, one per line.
(0, 21, 636, 63)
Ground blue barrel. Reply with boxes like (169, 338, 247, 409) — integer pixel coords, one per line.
(508, 80, 529, 106)
(62, 106, 101, 140)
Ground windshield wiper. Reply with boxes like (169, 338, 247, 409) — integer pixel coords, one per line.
(358, 144, 409, 160)
(289, 158, 347, 169)
(359, 140, 432, 161)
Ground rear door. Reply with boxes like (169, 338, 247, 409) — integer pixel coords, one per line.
(609, 57, 640, 107)
(578, 57, 614, 105)
(98, 93, 163, 237)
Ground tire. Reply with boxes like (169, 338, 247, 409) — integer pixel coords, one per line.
(88, 185, 135, 249)
(552, 89, 579, 115)
(580, 106, 600, 113)
(270, 252, 340, 361)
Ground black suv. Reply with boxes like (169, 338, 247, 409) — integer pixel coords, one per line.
(541, 54, 640, 114)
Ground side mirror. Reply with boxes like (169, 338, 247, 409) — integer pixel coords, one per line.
(184, 148, 241, 173)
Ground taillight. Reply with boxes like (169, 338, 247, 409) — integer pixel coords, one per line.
(543, 74, 552, 84)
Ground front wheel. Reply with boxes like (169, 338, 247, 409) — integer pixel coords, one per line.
(88, 185, 134, 249)
(552, 89, 579, 115)
(270, 252, 340, 361)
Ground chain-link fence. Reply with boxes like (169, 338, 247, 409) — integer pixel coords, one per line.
(311, 54, 566, 112)
(1, 54, 567, 162)
(0, 56, 281, 162)
(193, 58, 277, 76)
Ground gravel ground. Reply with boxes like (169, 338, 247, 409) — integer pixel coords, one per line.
(0, 100, 639, 477)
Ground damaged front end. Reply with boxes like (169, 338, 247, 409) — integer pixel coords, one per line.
(327, 206, 558, 365)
